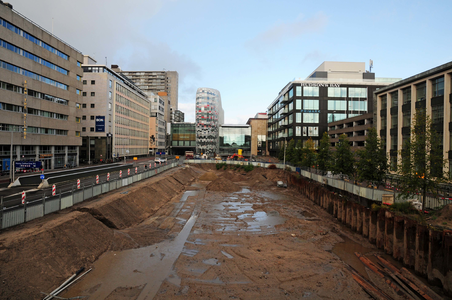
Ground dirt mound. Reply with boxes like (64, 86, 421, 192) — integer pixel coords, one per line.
(199, 171, 218, 181)
(429, 204, 452, 229)
(206, 177, 241, 192)
(221, 170, 247, 182)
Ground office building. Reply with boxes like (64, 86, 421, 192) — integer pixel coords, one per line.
(0, 2, 83, 171)
(246, 113, 268, 156)
(195, 87, 224, 156)
(374, 61, 452, 171)
(81, 59, 150, 161)
(169, 122, 196, 155)
(218, 125, 251, 158)
(149, 93, 167, 155)
(327, 113, 374, 149)
(267, 62, 399, 156)
(173, 109, 184, 122)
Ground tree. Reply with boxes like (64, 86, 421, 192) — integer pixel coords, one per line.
(356, 127, 388, 186)
(333, 134, 355, 177)
(295, 140, 303, 166)
(317, 132, 331, 174)
(396, 110, 448, 211)
(302, 138, 317, 171)
(285, 139, 296, 164)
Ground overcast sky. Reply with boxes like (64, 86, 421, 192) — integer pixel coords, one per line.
(11, 0, 452, 123)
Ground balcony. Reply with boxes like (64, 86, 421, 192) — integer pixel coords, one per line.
(280, 107, 289, 115)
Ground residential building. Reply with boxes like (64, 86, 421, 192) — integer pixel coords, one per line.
(195, 87, 224, 156)
(267, 61, 400, 156)
(374, 61, 452, 171)
(218, 125, 251, 158)
(81, 59, 150, 161)
(116, 69, 178, 114)
(0, 2, 84, 172)
(169, 122, 196, 155)
(246, 113, 268, 156)
(173, 109, 185, 122)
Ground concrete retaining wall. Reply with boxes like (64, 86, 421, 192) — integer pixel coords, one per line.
(289, 173, 452, 296)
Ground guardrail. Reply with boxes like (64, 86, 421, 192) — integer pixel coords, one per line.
(0, 161, 178, 230)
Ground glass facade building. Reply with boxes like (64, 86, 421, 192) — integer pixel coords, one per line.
(170, 122, 196, 154)
(219, 125, 251, 157)
(195, 88, 224, 156)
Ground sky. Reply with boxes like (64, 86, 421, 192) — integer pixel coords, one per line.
(11, 0, 452, 124)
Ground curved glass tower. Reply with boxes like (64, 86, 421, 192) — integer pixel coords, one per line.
(195, 88, 224, 156)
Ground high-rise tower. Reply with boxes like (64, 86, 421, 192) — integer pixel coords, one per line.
(195, 88, 224, 156)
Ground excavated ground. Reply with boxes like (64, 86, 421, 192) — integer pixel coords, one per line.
(0, 164, 445, 299)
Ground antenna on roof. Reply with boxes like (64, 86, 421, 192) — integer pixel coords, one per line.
(369, 59, 373, 72)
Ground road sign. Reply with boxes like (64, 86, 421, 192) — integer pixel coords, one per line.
(107, 173, 110, 181)
(119, 170, 122, 178)
(128, 169, 130, 176)
(21, 191, 25, 204)
(77, 179, 80, 189)
(96, 175, 99, 184)
(52, 185, 56, 196)
(40, 174, 45, 180)
(135, 167, 137, 174)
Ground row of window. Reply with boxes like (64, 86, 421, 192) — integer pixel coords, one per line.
(0, 80, 69, 105)
(0, 123, 67, 135)
(0, 60, 68, 90)
(116, 83, 149, 107)
(0, 102, 68, 120)
(115, 103, 149, 124)
(1, 17, 68, 60)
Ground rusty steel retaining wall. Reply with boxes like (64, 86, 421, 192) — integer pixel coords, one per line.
(289, 173, 452, 296)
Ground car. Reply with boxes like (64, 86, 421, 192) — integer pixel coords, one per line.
(155, 157, 167, 163)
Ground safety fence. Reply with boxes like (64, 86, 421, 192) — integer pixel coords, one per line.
(1, 162, 178, 230)
(186, 159, 452, 210)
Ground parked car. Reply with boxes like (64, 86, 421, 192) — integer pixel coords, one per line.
(155, 157, 167, 163)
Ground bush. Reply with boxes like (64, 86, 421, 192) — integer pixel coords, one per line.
(216, 163, 226, 170)
(389, 201, 417, 214)
(268, 164, 277, 169)
(243, 165, 254, 172)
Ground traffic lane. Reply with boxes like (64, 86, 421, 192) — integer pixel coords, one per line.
(1, 165, 165, 209)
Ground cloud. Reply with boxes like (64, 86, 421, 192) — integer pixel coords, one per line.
(246, 12, 328, 51)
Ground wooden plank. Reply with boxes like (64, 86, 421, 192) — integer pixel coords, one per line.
(400, 268, 443, 300)
(346, 265, 393, 300)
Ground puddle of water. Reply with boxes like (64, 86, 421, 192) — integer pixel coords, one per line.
(332, 236, 376, 281)
(238, 210, 286, 228)
(62, 213, 199, 300)
(203, 258, 221, 266)
(235, 188, 251, 193)
(221, 251, 234, 259)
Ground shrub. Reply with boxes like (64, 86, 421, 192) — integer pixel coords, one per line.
(243, 165, 254, 172)
(216, 163, 226, 170)
(268, 164, 277, 169)
(389, 202, 417, 214)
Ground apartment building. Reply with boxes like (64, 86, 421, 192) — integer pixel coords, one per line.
(267, 62, 399, 156)
(246, 113, 268, 156)
(81, 58, 150, 161)
(0, 2, 83, 172)
(374, 61, 452, 171)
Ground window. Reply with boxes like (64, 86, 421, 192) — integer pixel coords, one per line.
(82, 92, 87, 96)
(381, 95, 387, 109)
(90, 92, 95, 96)
(402, 87, 411, 104)
(76, 103, 80, 109)
(296, 86, 301, 96)
(349, 87, 367, 98)
(303, 86, 319, 97)
(83, 80, 87, 85)
(328, 87, 347, 97)
(76, 89, 81, 95)
(288, 88, 293, 98)
(90, 127, 94, 132)
(75, 117, 80, 123)
(296, 99, 302, 110)
(108, 103, 112, 111)
(303, 113, 319, 123)
(327, 113, 347, 123)
(402, 111, 410, 127)
(82, 115, 86, 120)
(91, 80, 95, 85)
(77, 75, 81, 81)
(109, 91, 112, 99)
(381, 115, 387, 130)
(91, 104, 95, 108)
(391, 91, 398, 107)
(416, 82, 426, 101)
(82, 103, 86, 108)
(109, 80, 112, 88)
(303, 100, 319, 110)
(328, 100, 346, 110)
(432, 105, 444, 125)
(90, 116, 94, 120)
(296, 112, 301, 123)
(391, 115, 398, 129)
(308, 127, 319, 136)
(296, 126, 302, 136)
(109, 114, 112, 122)
(82, 127, 86, 132)
(76, 131, 80, 137)
(303, 127, 307, 136)
(349, 101, 367, 111)
(432, 76, 444, 97)
(77, 61, 81, 67)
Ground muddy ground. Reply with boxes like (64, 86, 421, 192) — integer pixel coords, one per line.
(0, 164, 445, 299)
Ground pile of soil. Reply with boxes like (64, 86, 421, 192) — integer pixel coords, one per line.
(429, 203, 452, 228)
(205, 177, 241, 192)
(199, 171, 218, 181)
(220, 170, 247, 182)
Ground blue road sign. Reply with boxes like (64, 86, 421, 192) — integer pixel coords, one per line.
(40, 174, 45, 180)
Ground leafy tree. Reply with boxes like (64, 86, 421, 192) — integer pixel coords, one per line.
(285, 139, 296, 164)
(356, 127, 388, 186)
(396, 111, 448, 211)
(295, 140, 303, 165)
(317, 132, 331, 174)
(333, 134, 355, 177)
(302, 138, 317, 171)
